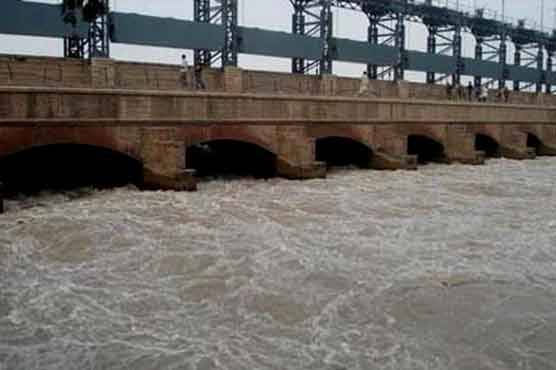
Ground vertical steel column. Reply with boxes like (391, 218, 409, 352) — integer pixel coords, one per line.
(426, 26, 437, 84)
(499, 35, 507, 89)
(194, 0, 212, 66)
(320, 0, 333, 74)
(474, 37, 483, 88)
(546, 52, 553, 93)
(513, 45, 522, 91)
(536, 45, 544, 93)
(87, 0, 110, 58)
(394, 10, 405, 81)
(367, 19, 379, 78)
(221, 0, 238, 67)
(453, 23, 463, 85)
(292, 0, 306, 73)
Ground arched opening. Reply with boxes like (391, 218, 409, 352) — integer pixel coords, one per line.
(0, 144, 142, 194)
(315, 137, 372, 168)
(527, 133, 542, 154)
(407, 135, 446, 164)
(475, 134, 501, 158)
(186, 140, 277, 179)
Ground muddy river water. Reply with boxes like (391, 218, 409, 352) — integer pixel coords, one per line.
(1, 158, 556, 369)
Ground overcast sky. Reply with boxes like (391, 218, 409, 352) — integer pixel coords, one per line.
(0, 0, 554, 80)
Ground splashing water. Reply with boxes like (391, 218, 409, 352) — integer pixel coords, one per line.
(1, 158, 556, 370)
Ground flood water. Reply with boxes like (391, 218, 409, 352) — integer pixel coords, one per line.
(1, 158, 556, 370)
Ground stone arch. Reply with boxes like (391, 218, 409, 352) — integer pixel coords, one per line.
(185, 138, 278, 178)
(525, 131, 543, 155)
(181, 126, 279, 157)
(474, 133, 501, 158)
(407, 134, 447, 164)
(314, 136, 374, 168)
(0, 143, 143, 192)
(0, 127, 141, 161)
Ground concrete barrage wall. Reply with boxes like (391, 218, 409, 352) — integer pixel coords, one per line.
(1, 54, 554, 105)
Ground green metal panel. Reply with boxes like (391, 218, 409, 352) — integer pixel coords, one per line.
(110, 13, 224, 51)
(1, 0, 87, 38)
(407, 51, 456, 75)
(334, 38, 398, 65)
(239, 27, 321, 60)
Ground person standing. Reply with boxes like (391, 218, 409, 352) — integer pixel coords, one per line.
(180, 54, 189, 88)
(358, 71, 369, 96)
(446, 81, 453, 100)
(456, 83, 464, 101)
(503, 86, 510, 103)
(480, 85, 488, 102)
(467, 82, 473, 101)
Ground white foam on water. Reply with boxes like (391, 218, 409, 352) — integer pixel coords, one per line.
(1, 159, 556, 369)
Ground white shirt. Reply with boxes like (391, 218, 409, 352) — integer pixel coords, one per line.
(181, 58, 188, 72)
(360, 75, 369, 90)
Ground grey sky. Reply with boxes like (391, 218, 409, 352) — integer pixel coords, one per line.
(0, 0, 553, 79)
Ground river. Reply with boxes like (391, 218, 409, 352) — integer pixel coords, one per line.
(1, 158, 556, 370)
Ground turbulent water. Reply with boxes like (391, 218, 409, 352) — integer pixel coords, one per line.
(1, 158, 556, 370)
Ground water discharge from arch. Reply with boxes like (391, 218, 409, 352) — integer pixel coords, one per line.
(315, 136, 373, 168)
(186, 140, 278, 179)
(0, 144, 143, 194)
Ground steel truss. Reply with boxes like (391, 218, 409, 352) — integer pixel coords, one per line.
(365, 10, 405, 81)
(290, 0, 333, 75)
(88, 0, 110, 58)
(63, 0, 110, 59)
(472, 34, 508, 89)
(512, 43, 543, 92)
(193, 0, 238, 68)
(426, 23, 462, 85)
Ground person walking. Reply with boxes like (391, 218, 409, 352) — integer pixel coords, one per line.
(180, 54, 189, 88)
(358, 71, 369, 96)
(194, 64, 206, 90)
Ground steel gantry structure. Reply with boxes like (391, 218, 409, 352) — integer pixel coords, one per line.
(61, 0, 110, 59)
(5, 0, 556, 91)
(193, 0, 238, 67)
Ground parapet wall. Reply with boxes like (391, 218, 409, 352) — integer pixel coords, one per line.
(1, 54, 554, 106)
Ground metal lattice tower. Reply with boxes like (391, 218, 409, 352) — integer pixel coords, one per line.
(546, 30, 556, 93)
(290, 0, 334, 75)
(62, 0, 110, 59)
(471, 9, 508, 89)
(422, 0, 462, 85)
(511, 20, 544, 92)
(193, 0, 238, 68)
(362, 1, 405, 81)
(88, 0, 110, 58)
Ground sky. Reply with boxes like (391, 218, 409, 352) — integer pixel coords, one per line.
(0, 0, 553, 80)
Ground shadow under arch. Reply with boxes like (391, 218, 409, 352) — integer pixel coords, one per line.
(315, 136, 373, 168)
(407, 134, 446, 164)
(475, 133, 501, 158)
(0, 144, 143, 193)
(526, 132, 542, 154)
(186, 139, 277, 179)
